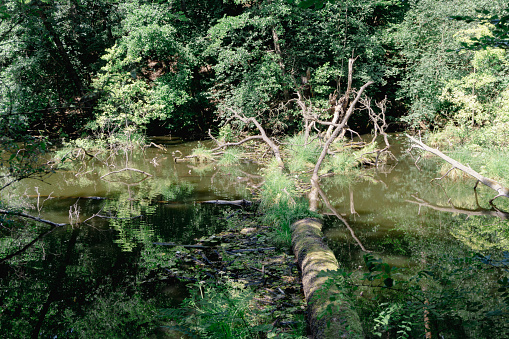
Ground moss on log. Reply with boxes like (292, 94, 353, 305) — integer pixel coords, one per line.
(291, 218, 364, 339)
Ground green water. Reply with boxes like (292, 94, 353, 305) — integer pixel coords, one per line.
(0, 138, 260, 338)
(322, 135, 509, 268)
(1, 135, 508, 337)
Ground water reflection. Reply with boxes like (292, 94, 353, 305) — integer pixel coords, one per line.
(0, 140, 260, 338)
(321, 134, 509, 270)
(1, 135, 508, 337)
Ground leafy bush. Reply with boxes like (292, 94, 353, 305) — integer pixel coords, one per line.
(319, 252, 509, 338)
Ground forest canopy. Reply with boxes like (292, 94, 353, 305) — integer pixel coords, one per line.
(0, 0, 506, 143)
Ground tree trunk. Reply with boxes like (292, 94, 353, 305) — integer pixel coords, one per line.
(291, 218, 364, 338)
(309, 79, 373, 211)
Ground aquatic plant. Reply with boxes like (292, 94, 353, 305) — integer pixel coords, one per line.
(218, 148, 242, 166)
(190, 143, 214, 163)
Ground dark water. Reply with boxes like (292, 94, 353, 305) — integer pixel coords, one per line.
(1, 135, 507, 337)
(0, 138, 260, 338)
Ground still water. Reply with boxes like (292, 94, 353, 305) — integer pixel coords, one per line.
(0, 134, 507, 337)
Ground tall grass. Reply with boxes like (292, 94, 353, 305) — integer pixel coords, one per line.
(259, 160, 318, 248)
(284, 134, 321, 173)
(218, 148, 242, 166)
(438, 145, 509, 187)
(190, 143, 214, 162)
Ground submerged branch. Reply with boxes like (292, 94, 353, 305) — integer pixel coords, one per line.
(315, 184, 371, 252)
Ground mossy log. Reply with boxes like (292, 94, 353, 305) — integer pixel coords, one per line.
(291, 218, 364, 339)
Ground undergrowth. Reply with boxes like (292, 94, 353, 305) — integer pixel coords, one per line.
(160, 279, 307, 338)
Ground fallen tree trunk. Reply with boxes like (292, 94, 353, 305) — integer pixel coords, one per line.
(407, 135, 509, 204)
(291, 218, 364, 339)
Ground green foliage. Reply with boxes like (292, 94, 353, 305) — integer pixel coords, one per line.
(451, 7, 509, 50)
(263, 199, 317, 248)
(161, 279, 270, 338)
(389, 0, 503, 128)
(0, 0, 117, 136)
(440, 37, 509, 127)
(320, 252, 509, 337)
(258, 161, 318, 247)
(218, 124, 235, 143)
(64, 292, 157, 339)
(206, 0, 384, 134)
(90, 0, 193, 137)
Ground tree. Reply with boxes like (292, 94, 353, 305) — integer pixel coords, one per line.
(388, 0, 504, 128)
(0, 0, 117, 137)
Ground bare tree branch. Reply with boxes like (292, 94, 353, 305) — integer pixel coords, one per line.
(407, 135, 509, 205)
(225, 107, 285, 169)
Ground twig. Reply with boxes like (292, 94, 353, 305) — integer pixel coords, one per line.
(100, 167, 152, 179)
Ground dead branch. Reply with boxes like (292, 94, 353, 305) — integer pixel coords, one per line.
(147, 142, 167, 151)
(309, 78, 374, 211)
(361, 96, 396, 167)
(207, 129, 265, 152)
(407, 135, 509, 205)
(406, 195, 509, 220)
(100, 167, 152, 179)
(225, 107, 285, 168)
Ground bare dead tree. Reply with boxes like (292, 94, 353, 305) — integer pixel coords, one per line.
(359, 96, 397, 167)
(309, 79, 373, 211)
